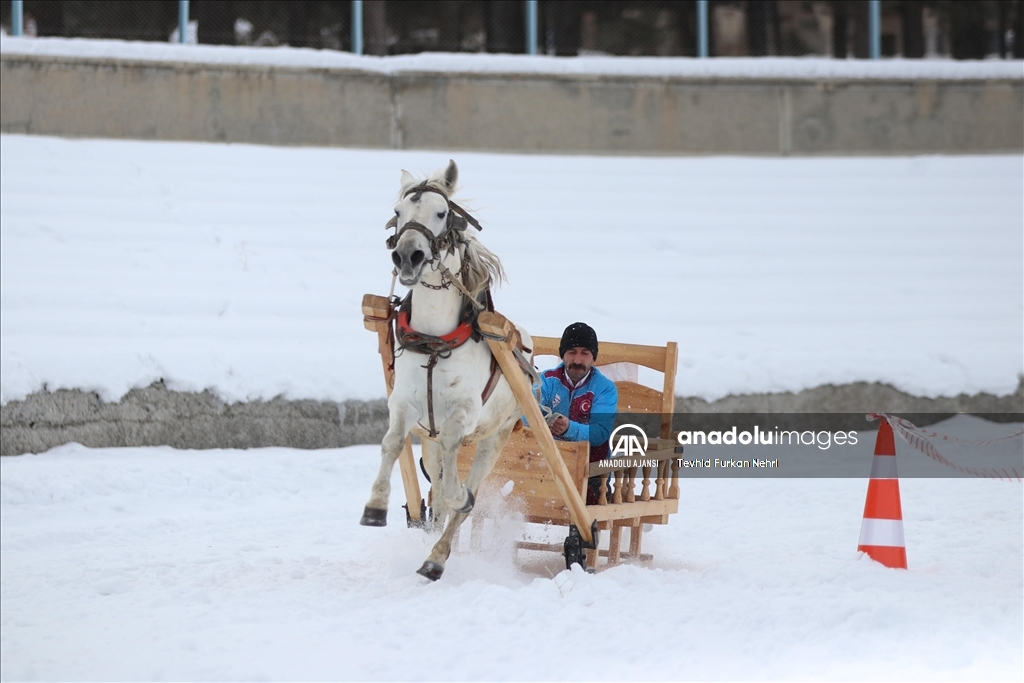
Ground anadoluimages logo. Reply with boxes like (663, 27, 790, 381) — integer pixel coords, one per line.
(609, 424, 649, 458)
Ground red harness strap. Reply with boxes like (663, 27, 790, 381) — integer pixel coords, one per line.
(395, 309, 474, 350)
(395, 307, 530, 426)
(480, 356, 502, 404)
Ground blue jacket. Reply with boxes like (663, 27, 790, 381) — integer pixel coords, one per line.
(532, 363, 618, 461)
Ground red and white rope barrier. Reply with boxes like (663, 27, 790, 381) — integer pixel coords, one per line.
(867, 413, 1023, 482)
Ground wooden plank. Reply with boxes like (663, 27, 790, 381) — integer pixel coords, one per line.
(516, 540, 650, 565)
(462, 431, 589, 527)
(477, 312, 595, 545)
(470, 515, 484, 551)
(585, 498, 678, 522)
(640, 514, 671, 525)
(457, 428, 588, 500)
(608, 525, 623, 565)
(587, 541, 599, 570)
(629, 525, 643, 557)
(515, 541, 563, 553)
(516, 498, 678, 525)
(531, 335, 670, 372)
(529, 337, 561, 358)
(615, 381, 664, 414)
(523, 513, 575, 525)
(616, 551, 653, 562)
(361, 293, 392, 320)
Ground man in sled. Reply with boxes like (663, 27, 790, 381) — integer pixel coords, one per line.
(535, 322, 618, 504)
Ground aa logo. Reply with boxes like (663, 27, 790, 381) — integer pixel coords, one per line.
(609, 424, 649, 458)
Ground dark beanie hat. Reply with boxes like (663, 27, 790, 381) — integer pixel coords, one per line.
(559, 322, 598, 360)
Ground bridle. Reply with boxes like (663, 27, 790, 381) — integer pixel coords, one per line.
(385, 182, 481, 261)
(385, 181, 486, 302)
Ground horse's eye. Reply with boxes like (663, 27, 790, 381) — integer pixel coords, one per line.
(437, 211, 447, 219)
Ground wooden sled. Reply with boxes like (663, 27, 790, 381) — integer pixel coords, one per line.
(363, 294, 681, 570)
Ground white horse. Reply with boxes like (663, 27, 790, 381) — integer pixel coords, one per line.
(360, 160, 532, 582)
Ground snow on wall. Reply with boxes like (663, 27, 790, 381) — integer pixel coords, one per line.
(2, 34, 1022, 80)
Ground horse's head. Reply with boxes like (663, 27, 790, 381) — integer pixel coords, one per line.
(389, 160, 466, 287)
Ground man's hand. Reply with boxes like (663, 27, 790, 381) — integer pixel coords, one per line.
(550, 415, 570, 437)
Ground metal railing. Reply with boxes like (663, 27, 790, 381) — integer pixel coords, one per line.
(4, 1, 1021, 60)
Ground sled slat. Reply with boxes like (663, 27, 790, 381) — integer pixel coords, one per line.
(531, 336, 671, 373)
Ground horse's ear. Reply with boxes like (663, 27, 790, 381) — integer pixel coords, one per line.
(400, 169, 415, 189)
(443, 159, 458, 190)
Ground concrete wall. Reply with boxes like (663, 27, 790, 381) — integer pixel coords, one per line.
(2, 53, 1021, 154)
(0, 382, 390, 456)
(3, 380, 1020, 456)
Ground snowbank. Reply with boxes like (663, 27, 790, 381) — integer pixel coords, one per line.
(1, 135, 1021, 405)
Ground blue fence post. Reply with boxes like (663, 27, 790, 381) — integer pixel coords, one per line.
(525, 0, 538, 55)
(177, 0, 189, 44)
(11, 0, 23, 36)
(352, 0, 363, 54)
(697, 0, 709, 58)
(868, 0, 881, 59)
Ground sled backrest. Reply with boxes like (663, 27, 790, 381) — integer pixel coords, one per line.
(529, 336, 678, 439)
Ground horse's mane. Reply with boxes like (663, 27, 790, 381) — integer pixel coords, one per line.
(461, 231, 505, 297)
(399, 170, 506, 298)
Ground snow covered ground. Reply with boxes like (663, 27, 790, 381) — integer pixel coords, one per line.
(1, 135, 1021, 405)
(1, 434, 1021, 680)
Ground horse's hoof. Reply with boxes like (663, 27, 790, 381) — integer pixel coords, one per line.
(454, 489, 475, 514)
(417, 561, 444, 581)
(359, 506, 387, 527)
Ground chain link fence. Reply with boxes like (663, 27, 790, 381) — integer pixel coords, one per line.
(2, 1, 1021, 58)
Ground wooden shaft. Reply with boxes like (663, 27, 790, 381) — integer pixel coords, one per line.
(397, 437, 420, 520)
(363, 293, 422, 522)
(373, 325, 394, 392)
(477, 311, 594, 545)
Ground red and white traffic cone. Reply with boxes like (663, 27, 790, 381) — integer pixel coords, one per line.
(857, 419, 908, 569)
